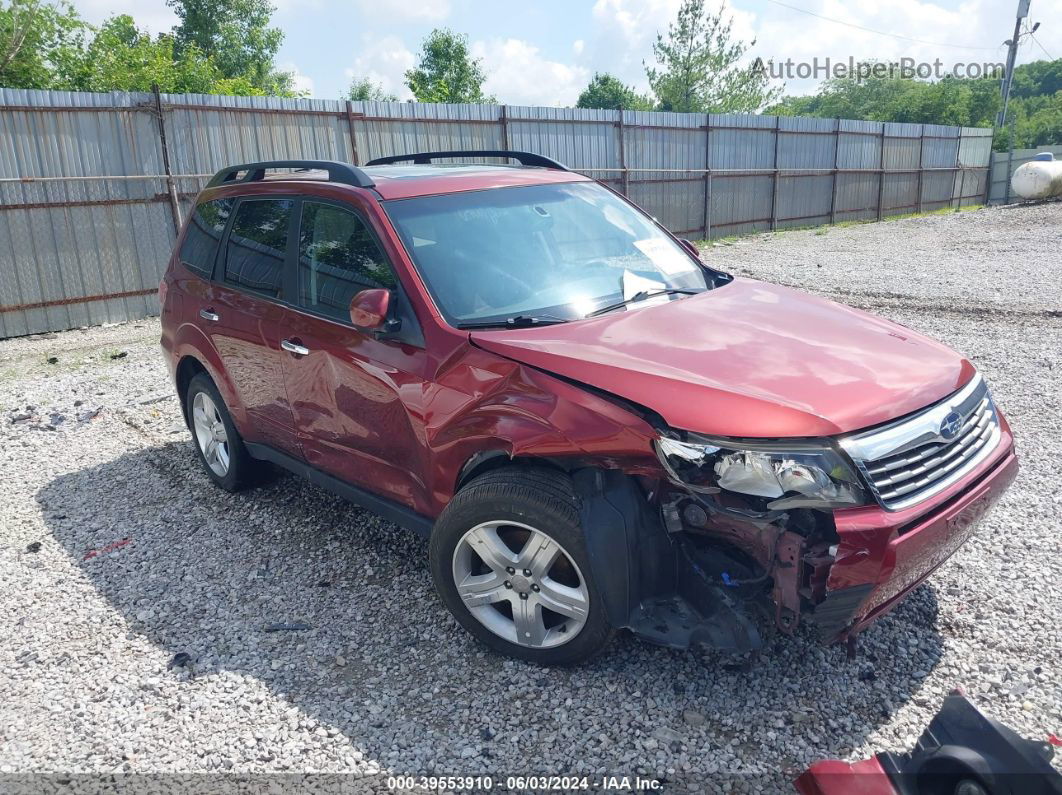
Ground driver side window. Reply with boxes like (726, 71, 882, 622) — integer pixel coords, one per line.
(297, 202, 397, 322)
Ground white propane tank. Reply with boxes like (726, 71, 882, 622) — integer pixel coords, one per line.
(1011, 152, 1062, 200)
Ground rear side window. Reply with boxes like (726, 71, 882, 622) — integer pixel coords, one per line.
(224, 199, 293, 298)
(297, 201, 396, 321)
(179, 198, 232, 278)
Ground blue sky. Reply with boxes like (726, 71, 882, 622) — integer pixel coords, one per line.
(69, 0, 1061, 104)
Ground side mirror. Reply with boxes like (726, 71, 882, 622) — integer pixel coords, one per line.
(679, 238, 701, 258)
(349, 288, 391, 330)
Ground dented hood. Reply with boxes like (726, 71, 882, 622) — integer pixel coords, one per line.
(469, 279, 975, 438)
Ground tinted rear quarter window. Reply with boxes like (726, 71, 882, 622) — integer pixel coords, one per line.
(224, 199, 293, 298)
(179, 198, 232, 278)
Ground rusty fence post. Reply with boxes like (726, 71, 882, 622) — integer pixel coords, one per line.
(953, 128, 965, 210)
(981, 139, 994, 207)
(876, 122, 887, 222)
(702, 113, 712, 239)
(1004, 122, 1016, 204)
(345, 100, 361, 165)
(499, 105, 509, 150)
(617, 107, 629, 196)
(916, 125, 926, 214)
(828, 118, 840, 225)
(770, 116, 781, 230)
(151, 84, 182, 235)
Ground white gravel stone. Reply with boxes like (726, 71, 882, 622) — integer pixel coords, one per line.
(0, 205, 1060, 791)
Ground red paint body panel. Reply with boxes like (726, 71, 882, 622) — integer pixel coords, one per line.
(827, 429, 1017, 633)
(366, 165, 591, 200)
(794, 757, 896, 795)
(274, 302, 435, 511)
(470, 279, 975, 437)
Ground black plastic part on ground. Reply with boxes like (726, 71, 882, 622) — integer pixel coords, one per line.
(879, 690, 1062, 795)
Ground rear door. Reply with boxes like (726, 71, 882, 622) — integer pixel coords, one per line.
(277, 197, 431, 511)
(200, 196, 302, 458)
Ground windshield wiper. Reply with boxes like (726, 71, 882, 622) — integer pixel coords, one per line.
(586, 289, 699, 318)
(456, 314, 569, 330)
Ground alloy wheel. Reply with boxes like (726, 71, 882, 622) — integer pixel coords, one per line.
(192, 391, 230, 477)
(451, 520, 590, 649)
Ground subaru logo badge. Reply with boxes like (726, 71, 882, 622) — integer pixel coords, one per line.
(940, 411, 963, 440)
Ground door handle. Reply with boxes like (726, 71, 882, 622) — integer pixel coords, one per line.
(280, 339, 310, 356)
(199, 308, 220, 322)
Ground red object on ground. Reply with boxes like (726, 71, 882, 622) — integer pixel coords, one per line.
(83, 538, 131, 561)
(795, 757, 896, 795)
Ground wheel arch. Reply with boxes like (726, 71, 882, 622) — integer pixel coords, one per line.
(449, 459, 672, 635)
(175, 355, 208, 425)
(454, 450, 569, 493)
(171, 321, 248, 430)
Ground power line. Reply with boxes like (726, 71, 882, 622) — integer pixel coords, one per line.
(762, 0, 1002, 52)
(1029, 33, 1055, 60)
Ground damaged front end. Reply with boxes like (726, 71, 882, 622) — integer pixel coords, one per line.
(576, 433, 860, 654)
(574, 458, 848, 656)
(655, 433, 865, 640)
(449, 341, 1017, 657)
(577, 415, 1017, 656)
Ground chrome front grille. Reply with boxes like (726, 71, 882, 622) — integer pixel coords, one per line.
(841, 375, 1001, 511)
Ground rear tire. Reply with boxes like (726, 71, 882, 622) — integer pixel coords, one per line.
(429, 467, 614, 665)
(185, 372, 260, 492)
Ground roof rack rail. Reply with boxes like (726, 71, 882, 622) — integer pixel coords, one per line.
(205, 160, 375, 189)
(365, 150, 568, 171)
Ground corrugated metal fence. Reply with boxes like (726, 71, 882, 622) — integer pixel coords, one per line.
(986, 145, 1062, 204)
(0, 88, 994, 337)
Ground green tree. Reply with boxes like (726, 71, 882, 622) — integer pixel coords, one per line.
(346, 76, 397, 102)
(58, 15, 215, 93)
(167, 0, 297, 96)
(1010, 59, 1062, 99)
(645, 0, 779, 113)
(768, 66, 915, 120)
(575, 72, 653, 110)
(764, 58, 1062, 151)
(0, 0, 301, 96)
(404, 28, 495, 104)
(0, 0, 85, 88)
(1007, 90, 1062, 149)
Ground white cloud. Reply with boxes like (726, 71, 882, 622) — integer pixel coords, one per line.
(573, 39, 585, 55)
(472, 38, 591, 107)
(588, 0, 682, 90)
(68, 0, 176, 33)
(350, 0, 451, 22)
(343, 35, 417, 100)
(279, 62, 315, 96)
(751, 0, 1001, 94)
(588, 0, 1062, 98)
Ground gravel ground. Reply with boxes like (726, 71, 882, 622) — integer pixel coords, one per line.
(1, 202, 1060, 792)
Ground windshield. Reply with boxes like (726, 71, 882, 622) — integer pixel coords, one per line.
(383, 182, 713, 327)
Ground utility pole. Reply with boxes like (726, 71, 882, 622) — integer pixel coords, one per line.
(997, 0, 1031, 127)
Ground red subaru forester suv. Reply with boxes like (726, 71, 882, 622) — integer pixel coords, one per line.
(160, 151, 1018, 665)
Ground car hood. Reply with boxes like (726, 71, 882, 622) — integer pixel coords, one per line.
(469, 278, 975, 438)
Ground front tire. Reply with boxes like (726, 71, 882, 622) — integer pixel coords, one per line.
(185, 372, 259, 492)
(429, 467, 614, 665)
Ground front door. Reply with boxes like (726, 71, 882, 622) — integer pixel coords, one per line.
(278, 198, 431, 512)
(202, 197, 302, 458)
